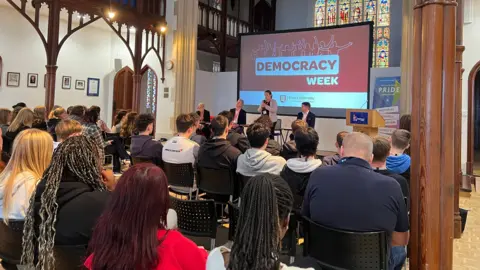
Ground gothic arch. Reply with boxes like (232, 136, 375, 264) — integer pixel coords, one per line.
(466, 60, 480, 176)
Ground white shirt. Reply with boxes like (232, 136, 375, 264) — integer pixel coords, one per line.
(233, 108, 240, 123)
(302, 111, 310, 122)
(0, 171, 38, 220)
(162, 136, 200, 165)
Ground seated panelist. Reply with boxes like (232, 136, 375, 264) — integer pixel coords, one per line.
(297, 102, 316, 128)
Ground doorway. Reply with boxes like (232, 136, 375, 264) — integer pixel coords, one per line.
(473, 70, 480, 172)
(112, 66, 134, 123)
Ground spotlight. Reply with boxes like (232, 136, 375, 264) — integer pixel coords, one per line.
(108, 10, 116, 19)
(160, 26, 167, 33)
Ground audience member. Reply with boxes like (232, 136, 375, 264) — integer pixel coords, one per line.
(297, 102, 316, 128)
(32, 106, 47, 130)
(218, 111, 250, 153)
(120, 112, 138, 139)
(236, 122, 286, 176)
(303, 132, 409, 270)
(111, 110, 128, 133)
(47, 107, 68, 134)
(47, 105, 61, 120)
(257, 90, 278, 137)
(399, 114, 411, 155)
(130, 113, 163, 167)
(190, 113, 207, 145)
(21, 136, 112, 269)
(196, 103, 211, 123)
(69, 105, 86, 123)
(4, 108, 34, 154)
(207, 174, 312, 270)
(90, 105, 111, 133)
(230, 99, 246, 126)
(0, 108, 12, 135)
(0, 129, 53, 223)
(66, 106, 74, 115)
(0, 130, 4, 172)
(322, 131, 348, 166)
(198, 115, 241, 174)
(10, 106, 24, 123)
(12, 102, 26, 111)
(85, 164, 204, 270)
(254, 115, 281, 156)
(387, 129, 411, 179)
(372, 136, 410, 209)
(281, 127, 322, 208)
(163, 113, 200, 165)
(281, 120, 307, 160)
(83, 108, 108, 162)
(54, 119, 83, 150)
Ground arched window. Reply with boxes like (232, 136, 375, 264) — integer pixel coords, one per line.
(314, 0, 391, 67)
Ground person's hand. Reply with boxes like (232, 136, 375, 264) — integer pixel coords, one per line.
(107, 140, 113, 145)
(261, 102, 265, 108)
(101, 170, 116, 191)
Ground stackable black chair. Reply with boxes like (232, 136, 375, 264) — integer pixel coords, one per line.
(227, 202, 240, 241)
(163, 162, 197, 199)
(170, 196, 217, 250)
(0, 220, 24, 269)
(197, 167, 236, 202)
(53, 245, 87, 270)
(303, 217, 388, 270)
(236, 173, 252, 199)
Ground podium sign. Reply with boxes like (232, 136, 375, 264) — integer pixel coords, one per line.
(346, 109, 385, 137)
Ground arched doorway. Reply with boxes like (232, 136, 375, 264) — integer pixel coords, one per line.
(467, 61, 480, 176)
(112, 66, 134, 123)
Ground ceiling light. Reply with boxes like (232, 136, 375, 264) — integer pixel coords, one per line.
(160, 26, 167, 33)
(108, 10, 116, 19)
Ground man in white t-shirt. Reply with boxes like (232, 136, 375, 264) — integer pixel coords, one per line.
(162, 114, 200, 166)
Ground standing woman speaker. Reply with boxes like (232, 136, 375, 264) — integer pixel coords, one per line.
(258, 90, 278, 138)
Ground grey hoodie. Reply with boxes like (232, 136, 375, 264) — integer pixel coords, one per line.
(236, 148, 286, 177)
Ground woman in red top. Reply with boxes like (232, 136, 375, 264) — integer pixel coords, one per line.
(85, 163, 207, 270)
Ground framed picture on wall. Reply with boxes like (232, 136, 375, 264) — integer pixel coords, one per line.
(27, 73, 38, 88)
(75, 80, 85, 90)
(6, 72, 20, 87)
(87, 78, 100, 96)
(62, 76, 72, 89)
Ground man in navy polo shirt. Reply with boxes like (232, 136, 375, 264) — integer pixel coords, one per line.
(302, 132, 409, 270)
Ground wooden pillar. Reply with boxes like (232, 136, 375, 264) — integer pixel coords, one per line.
(410, 0, 457, 269)
(454, 0, 464, 239)
(271, 0, 277, 31)
(220, 0, 228, 72)
(132, 29, 143, 112)
(45, 0, 61, 112)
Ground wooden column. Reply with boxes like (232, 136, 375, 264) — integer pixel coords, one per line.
(248, 0, 255, 31)
(271, 0, 277, 31)
(45, 0, 61, 112)
(219, 0, 228, 72)
(454, 0, 464, 239)
(410, 0, 457, 269)
(132, 29, 143, 112)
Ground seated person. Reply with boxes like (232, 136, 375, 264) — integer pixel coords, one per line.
(297, 102, 316, 128)
(230, 99, 247, 133)
(0, 108, 12, 135)
(207, 174, 313, 270)
(47, 107, 68, 135)
(86, 164, 206, 270)
(218, 111, 250, 153)
(130, 113, 163, 166)
(303, 132, 409, 270)
(111, 110, 128, 133)
(280, 127, 322, 209)
(371, 136, 410, 210)
(4, 108, 34, 154)
(32, 106, 47, 131)
(163, 113, 199, 166)
(386, 129, 411, 180)
(281, 120, 308, 160)
(236, 122, 286, 177)
(21, 136, 113, 269)
(197, 115, 241, 173)
(120, 112, 138, 147)
(190, 112, 207, 145)
(90, 105, 111, 133)
(322, 131, 348, 166)
(254, 115, 281, 156)
(196, 102, 211, 123)
(54, 119, 83, 149)
(0, 129, 53, 222)
(82, 108, 108, 161)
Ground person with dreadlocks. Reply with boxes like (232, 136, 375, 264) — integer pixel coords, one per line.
(206, 174, 313, 270)
(21, 135, 114, 269)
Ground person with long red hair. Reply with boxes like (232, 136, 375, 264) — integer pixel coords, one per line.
(85, 164, 207, 270)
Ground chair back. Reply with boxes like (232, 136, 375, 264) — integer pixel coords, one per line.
(303, 217, 388, 270)
(197, 167, 235, 197)
(131, 156, 155, 165)
(228, 202, 240, 241)
(0, 220, 24, 265)
(274, 119, 282, 130)
(236, 173, 252, 197)
(163, 162, 195, 188)
(53, 245, 87, 270)
(169, 196, 217, 238)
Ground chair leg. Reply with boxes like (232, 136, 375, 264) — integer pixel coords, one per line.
(210, 238, 216, 250)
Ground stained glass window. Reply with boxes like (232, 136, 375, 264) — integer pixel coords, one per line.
(314, 0, 391, 67)
(145, 69, 157, 115)
(213, 0, 221, 10)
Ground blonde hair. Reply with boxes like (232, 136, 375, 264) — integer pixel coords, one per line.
(0, 108, 11, 125)
(48, 107, 66, 120)
(33, 106, 46, 120)
(47, 106, 62, 119)
(0, 129, 53, 223)
(55, 119, 82, 141)
(7, 108, 34, 132)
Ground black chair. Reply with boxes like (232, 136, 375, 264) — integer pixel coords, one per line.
(0, 220, 24, 269)
(131, 156, 155, 165)
(236, 173, 252, 199)
(273, 119, 283, 144)
(197, 167, 236, 202)
(303, 217, 388, 270)
(227, 201, 240, 241)
(164, 162, 197, 199)
(53, 245, 87, 270)
(169, 196, 217, 249)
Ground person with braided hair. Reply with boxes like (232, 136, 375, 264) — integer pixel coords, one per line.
(206, 174, 313, 270)
(21, 135, 113, 270)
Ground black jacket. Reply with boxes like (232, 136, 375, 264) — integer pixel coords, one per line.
(374, 169, 410, 210)
(197, 138, 241, 172)
(281, 140, 298, 160)
(196, 110, 211, 123)
(229, 108, 247, 125)
(32, 120, 47, 131)
(4, 125, 30, 154)
(130, 135, 163, 167)
(34, 171, 110, 246)
(297, 112, 316, 128)
(47, 118, 61, 135)
(226, 131, 250, 153)
(280, 166, 313, 209)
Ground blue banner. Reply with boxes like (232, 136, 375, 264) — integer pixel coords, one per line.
(372, 76, 401, 129)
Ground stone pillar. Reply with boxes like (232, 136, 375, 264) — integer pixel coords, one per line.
(173, 0, 199, 117)
(409, 0, 457, 269)
(399, 0, 414, 115)
(454, 0, 464, 239)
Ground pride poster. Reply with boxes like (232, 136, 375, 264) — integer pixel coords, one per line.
(372, 76, 401, 131)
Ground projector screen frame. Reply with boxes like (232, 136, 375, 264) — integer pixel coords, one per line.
(237, 21, 374, 119)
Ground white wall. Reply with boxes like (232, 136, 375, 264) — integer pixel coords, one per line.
(275, 0, 315, 30)
(462, 1, 480, 170)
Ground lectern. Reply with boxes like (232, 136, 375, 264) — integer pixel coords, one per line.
(346, 109, 385, 137)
